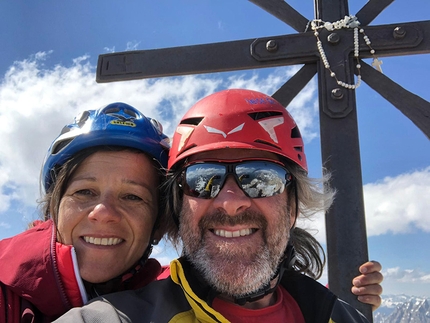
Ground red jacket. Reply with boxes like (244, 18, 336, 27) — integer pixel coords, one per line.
(0, 220, 164, 323)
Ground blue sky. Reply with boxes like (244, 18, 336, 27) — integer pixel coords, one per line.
(0, 0, 429, 298)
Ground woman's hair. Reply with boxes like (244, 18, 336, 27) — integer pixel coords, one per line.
(38, 146, 168, 236)
(161, 158, 336, 279)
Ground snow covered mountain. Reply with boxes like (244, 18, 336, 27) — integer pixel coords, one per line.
(374, 294, 430, 323)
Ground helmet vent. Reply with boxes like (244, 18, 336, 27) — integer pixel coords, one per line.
(294, 146, 303, 152)
(52, 138, 74, 155)
(123, 108, 137, 118)
(291, 126, 302, 139)
(180, 117, 204, 126)
(248, 111, 282, 120)
(60, 126, 71, 135)
(104, 106, 120, 114)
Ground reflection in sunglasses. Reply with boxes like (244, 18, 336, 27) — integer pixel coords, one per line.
(180, 161, 292, 199)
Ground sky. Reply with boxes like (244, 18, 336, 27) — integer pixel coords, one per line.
(0, 0, 429, 299)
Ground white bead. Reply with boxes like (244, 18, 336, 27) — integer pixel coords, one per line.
(370, 49, 375, 54)
(324, 22, 333, 31)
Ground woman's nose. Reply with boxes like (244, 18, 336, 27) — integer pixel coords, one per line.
(87, 197, 121, 223)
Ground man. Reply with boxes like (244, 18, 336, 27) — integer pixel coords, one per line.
(56, 89, 382, 322)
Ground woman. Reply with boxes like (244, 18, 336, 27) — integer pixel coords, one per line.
(0, 102, 170, 322)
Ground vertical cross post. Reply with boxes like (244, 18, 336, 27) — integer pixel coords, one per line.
(315, 0, 372, 321)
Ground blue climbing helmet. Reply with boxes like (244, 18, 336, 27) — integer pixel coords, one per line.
(42, 102, 170, 192)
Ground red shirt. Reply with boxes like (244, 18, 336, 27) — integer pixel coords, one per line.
(212, 285, 305, 323)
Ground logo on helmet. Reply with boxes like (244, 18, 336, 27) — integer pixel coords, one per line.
(245, 97, 277, 105)
(204, 123, 244, 138)
(110, 120, 136, 127)
(258, 117, 284, 144)
(108, 113, 137, 127)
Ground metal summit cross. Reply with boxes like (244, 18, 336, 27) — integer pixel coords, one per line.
(95, 0, 430, 321)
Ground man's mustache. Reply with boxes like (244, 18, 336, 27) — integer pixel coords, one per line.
(198, 210, 268, 230)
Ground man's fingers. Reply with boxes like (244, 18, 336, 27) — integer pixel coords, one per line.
(352, 284, 383, 297)
(353, 271, 384, 287)
(360, 260, 382, 274)
(356, 295, 382, 311)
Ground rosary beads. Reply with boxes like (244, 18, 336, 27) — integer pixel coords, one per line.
(309, 15, 383, 90)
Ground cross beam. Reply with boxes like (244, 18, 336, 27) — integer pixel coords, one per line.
(96, 20, 430, 135)
(95, 1, 430, 321)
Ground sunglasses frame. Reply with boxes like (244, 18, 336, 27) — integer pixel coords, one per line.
(178, 158, 293, 199)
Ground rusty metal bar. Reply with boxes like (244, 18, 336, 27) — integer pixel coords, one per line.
(96, 35, 317, 83)
(271, 63, 317, 106)
(356, 0, 394, 26)
(315, 0, 349, 21)
(315, 0, 372, 321)
(360, 60, 430, 139)
(96, 21, 430, 83)
(248, 0, 309, 32)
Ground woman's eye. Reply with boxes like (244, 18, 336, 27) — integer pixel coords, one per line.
(75, 189, 93, 196)
(125, 194, 143, 201)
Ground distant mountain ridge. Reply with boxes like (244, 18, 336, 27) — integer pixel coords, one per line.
(374, 294, 430, 323)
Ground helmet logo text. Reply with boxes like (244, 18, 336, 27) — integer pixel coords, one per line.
(110, 120, 136, 127)
(245, 97, 276, 105)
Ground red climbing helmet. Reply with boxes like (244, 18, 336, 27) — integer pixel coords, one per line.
(168, 89, 307, 172)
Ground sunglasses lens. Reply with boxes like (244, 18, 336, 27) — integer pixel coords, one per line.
(182, 164, 225, 199)
(236, 162, 288, 198)
(181, 161, 290, 199)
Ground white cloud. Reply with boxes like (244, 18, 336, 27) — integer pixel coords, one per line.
(103, 46, 116, 53)
(383, 266, 430, 284)
(364, 167, 430, 235)
(296, 167, 430, 244)
(217, 20, 225, 30)
(380, 266, 430, 297)
(0, 52, 318, 220)
(125, 41, 141, 51)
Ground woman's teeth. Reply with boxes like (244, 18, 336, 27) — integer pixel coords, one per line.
(83, 236, 123, 246)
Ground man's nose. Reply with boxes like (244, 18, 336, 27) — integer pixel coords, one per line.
(212, 176, 252, 215)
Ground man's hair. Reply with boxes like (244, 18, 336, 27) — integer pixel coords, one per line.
(161, 159, 336, 280)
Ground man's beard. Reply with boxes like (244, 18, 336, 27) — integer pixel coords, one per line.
(179, 202, 290, 298)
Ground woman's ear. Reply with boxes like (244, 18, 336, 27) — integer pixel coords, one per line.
(151, 229, 163, 245)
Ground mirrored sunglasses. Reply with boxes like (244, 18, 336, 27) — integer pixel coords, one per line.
(179, 160, 293, 199)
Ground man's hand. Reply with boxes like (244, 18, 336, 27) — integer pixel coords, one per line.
(351, 261, 383, 311)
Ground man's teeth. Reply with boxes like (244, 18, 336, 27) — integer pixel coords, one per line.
(83, 237, 123, 246)
(214, 228, 253, 238)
